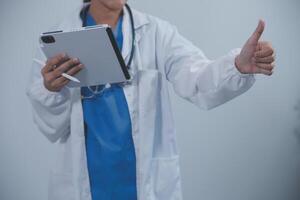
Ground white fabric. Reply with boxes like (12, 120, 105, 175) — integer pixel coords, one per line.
(27, 4, 255, 200)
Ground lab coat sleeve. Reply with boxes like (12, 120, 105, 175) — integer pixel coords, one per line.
(26, 48, 71, 143)
(157, 22, 256, 110)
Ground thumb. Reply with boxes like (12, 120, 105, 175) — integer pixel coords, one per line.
(249, 19, 265, 44)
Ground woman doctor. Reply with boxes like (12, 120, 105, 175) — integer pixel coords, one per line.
(27, 0, 275, 200)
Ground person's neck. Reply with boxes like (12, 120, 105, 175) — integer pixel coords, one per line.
(89, 1, 123, 28)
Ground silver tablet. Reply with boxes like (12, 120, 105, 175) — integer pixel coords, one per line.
(39, 25, 130, 87)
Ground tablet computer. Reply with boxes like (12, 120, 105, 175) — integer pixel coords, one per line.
(39, 25, 131, 87)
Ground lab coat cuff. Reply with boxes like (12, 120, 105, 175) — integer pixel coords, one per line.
(40, 85, 58, 95)
(35, 81, 71, 102)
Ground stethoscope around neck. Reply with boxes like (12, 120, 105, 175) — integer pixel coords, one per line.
(80, 4, 135, 99)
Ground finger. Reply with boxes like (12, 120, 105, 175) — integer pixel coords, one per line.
(41, 63, 55, 75)
(256, 44, 261, 51)
(255, 55, 275, 63)
(254, 67, 273, 76)
(53, 58, 80, 76)
(54, 77, 70, 89)
(249, 20, 265, 44)
(44, 72, 58, 83)
(60, 79, 70, 87)
(44, 59, 70, 81)
(256, 62, 275, 70)
(66, 63, 84, 76)
(51, 64, 83, 87)
(44, 53, 68, 73)
(255, 48, 274, 58)
(44, 60, 74, 83)
(43, 57, 70, 77)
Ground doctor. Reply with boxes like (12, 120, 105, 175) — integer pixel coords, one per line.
(27, 0, 275, 200)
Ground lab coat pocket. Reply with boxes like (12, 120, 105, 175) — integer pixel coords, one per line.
(147, 156, 182, 200)
(48, 171, 75, 200)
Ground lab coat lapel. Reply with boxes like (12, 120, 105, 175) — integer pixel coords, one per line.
(121, 8, 150, 200)
(122, 7, 149, 63)
(58, 4, 84, 31)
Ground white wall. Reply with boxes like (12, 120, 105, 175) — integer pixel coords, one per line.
(0, 0, 299, 200)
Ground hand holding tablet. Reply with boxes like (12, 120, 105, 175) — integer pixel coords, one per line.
(38, 25, 131, 89)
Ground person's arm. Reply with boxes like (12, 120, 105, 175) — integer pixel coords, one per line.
(26, 48, 83, 143)
(156, 20, 274, 110)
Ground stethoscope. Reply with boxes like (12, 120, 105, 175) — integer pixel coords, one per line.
(80, 4, 135, 99)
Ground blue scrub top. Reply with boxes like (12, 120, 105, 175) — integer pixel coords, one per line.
(81, 13, 137, 200)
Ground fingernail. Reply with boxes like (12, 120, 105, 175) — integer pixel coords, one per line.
(73, 58, 79, 62)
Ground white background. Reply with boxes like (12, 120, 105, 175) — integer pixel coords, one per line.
(0, 0, 300, 199)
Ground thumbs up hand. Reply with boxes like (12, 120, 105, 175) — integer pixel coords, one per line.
(235, 20, 275, 76)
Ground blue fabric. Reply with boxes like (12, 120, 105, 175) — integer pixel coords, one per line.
(81, 13, 137, 200)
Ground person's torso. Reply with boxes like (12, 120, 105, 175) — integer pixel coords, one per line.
(47, 6, 182, 200)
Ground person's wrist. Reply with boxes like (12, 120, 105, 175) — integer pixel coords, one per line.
(235, 55, 245, 74)
(234, 54, 254, 78)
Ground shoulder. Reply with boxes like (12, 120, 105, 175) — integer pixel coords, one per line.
(56, 4, 84, 31)
(131, 8, 176, 33)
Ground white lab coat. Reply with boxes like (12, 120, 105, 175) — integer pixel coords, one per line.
(27, 3, 255, 200)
